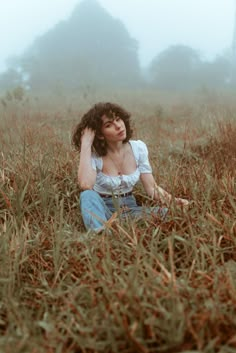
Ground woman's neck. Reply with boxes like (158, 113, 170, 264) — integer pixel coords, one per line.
(106, 141, 126, 154)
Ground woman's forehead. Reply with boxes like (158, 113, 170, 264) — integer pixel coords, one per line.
(101, 113, 116, 124)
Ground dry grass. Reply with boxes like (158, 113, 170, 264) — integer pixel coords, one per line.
(0, 90, 236, 353)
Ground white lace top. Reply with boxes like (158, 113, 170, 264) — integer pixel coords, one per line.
(91, 140, 152, 195)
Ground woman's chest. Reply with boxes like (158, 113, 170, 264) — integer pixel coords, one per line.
(102, 147, 137, 176)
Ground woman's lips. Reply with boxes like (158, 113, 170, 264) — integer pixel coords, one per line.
(118, 130, 125, 136)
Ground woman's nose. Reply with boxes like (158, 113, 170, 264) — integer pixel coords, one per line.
(114, 120, 121, 129)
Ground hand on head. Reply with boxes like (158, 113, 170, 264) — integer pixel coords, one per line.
(81, 127, 96, 147)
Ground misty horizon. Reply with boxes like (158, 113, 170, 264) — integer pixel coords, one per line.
(0, 0, 235, 75)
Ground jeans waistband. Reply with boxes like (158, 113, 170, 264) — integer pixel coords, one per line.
(99, 191, 133, 199)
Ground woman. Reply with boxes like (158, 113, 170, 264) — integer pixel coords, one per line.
(72, 102, 189, 233)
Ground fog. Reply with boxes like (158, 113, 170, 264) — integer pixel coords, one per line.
(0, 0, 236, 92)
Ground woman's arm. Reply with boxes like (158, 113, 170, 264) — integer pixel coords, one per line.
(77, 128, 97, 190)
(140, 173, 171, 204)
(140, 173, 189, 207)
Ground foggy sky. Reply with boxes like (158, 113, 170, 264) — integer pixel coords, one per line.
(0, 0, 235, 73)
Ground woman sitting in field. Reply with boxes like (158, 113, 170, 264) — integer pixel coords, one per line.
(72, 102, 189, 233)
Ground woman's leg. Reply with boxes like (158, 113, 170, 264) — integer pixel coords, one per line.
(80, 190, 112, 232)
(118, 195, 168, 221)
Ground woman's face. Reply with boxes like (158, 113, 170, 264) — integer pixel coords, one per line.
(100, 114, 126, 142)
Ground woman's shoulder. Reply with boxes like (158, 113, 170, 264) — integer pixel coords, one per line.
(129, 140, 149, 164)
(129, 139, 148, 152)
(130, 140, 152, 172)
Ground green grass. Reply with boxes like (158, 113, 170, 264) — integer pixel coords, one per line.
(0, 89, 236, 352)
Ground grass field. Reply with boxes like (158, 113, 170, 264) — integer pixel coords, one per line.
(0, 89, 236, 353)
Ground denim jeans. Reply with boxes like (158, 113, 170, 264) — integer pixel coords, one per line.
(80, 190, 168, 232)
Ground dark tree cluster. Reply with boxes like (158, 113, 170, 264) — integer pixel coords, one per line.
(0, 0, 141, 93)
(149, 44, 232, 91)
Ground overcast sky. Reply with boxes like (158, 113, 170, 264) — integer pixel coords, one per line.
(0, 0, 235, 73)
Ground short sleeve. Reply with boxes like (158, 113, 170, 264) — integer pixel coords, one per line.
(137, 140, 152, 173)
(91, 153, 102, 171)
(91, 157, 96, 171)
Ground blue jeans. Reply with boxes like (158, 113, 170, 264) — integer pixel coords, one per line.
(80, 190, 168, 232)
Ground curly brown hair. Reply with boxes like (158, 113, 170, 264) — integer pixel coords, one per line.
(72, 102, 133, 156)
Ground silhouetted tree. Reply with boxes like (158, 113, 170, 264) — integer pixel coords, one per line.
(10, 0, 141, 92)
(149, 45, 201, 90)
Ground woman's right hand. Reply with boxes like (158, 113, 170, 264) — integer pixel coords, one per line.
(81, 127, 95, 147)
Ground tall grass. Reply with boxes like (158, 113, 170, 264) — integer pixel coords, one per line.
(0, 91, 236, 352)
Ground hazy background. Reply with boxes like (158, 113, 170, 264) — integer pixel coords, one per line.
(0, 0, 236, 93)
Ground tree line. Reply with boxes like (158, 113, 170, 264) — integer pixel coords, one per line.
(0, 0, 235, 93)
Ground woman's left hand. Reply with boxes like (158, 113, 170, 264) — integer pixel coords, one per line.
(175, 197, 190, 208)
